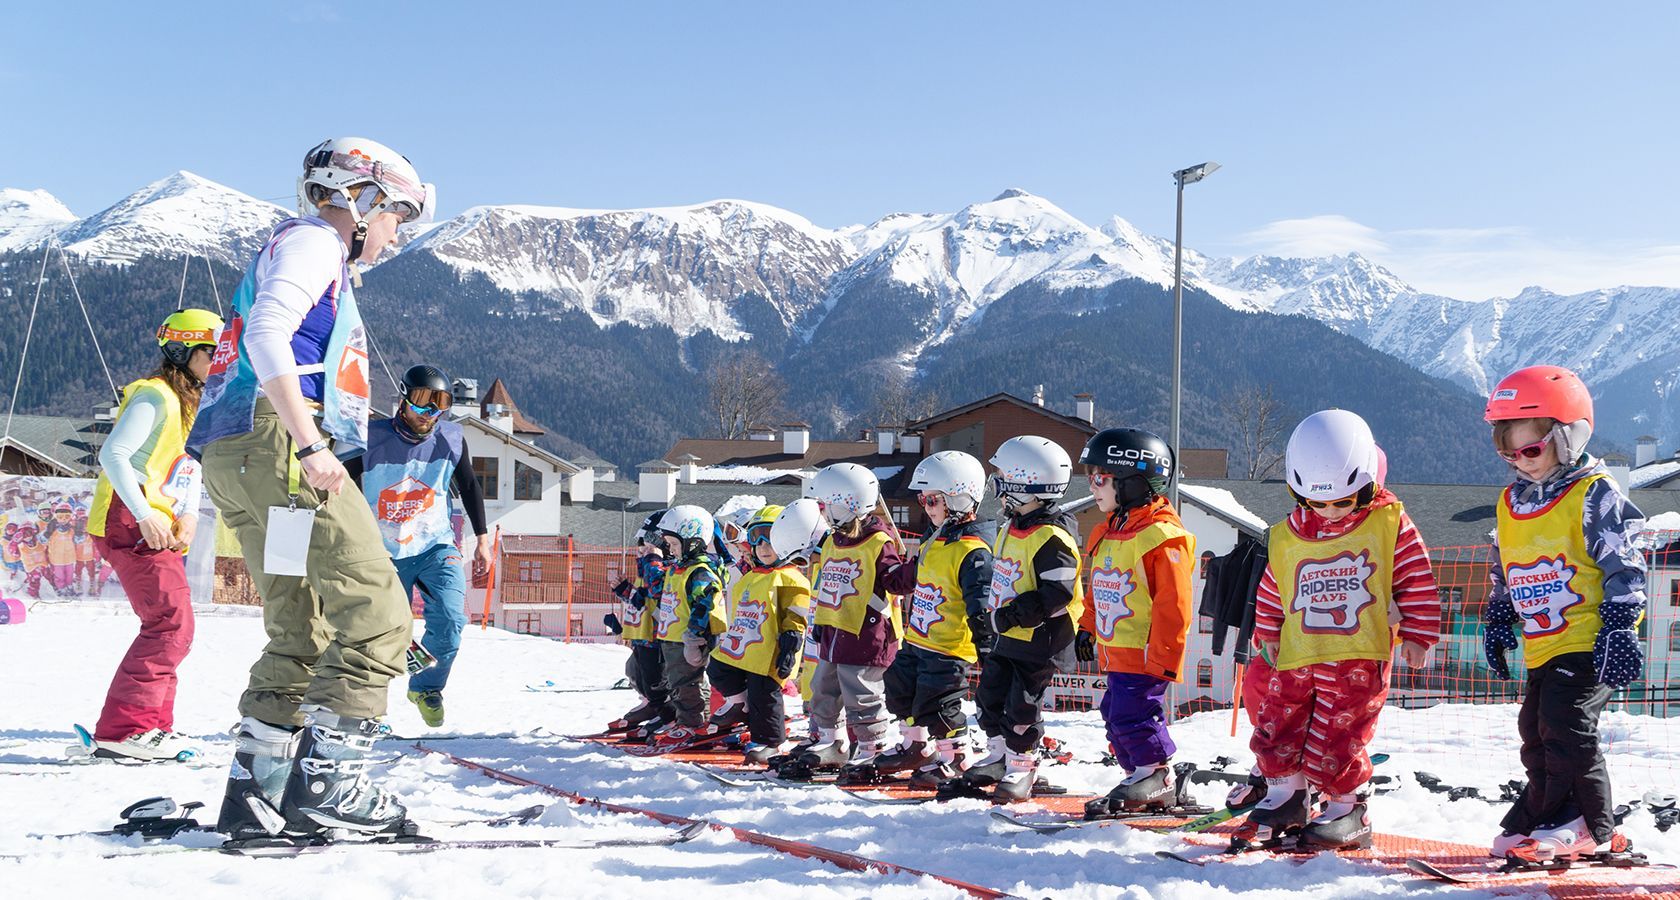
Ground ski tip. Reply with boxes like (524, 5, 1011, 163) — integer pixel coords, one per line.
(674, 821, 710, 842)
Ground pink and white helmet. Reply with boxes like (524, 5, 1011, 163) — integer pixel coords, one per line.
(298, 137, 435, 225)
(806, 462, 880, 527)
(1285, 409, 1380, 502)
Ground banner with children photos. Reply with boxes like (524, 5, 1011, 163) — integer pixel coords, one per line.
(0, 474, 218, 607)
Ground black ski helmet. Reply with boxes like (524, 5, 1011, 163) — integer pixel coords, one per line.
(1080, 428, 1175, 497)
(635, 509, 668, 548)
(402, 364, 452, 399)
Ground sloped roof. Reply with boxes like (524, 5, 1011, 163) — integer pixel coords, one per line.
(0, 414, 107, 476)
(905, 392, 1098, 435)
(480, 378, 546, 436)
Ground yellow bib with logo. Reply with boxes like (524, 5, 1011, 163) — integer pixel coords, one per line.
(989, 523, 1085, 642)
(906, 533, 989, 663)
(88, 379, 194, 538)
(620, 569, 656, 642)
(1270, 503, 1400, 670)
(813, 531, 902, 640)
(714, 565, 811, 680)
(1088, 521, 1193, 653)
(655, 560, 726, 642)
(1496, 476, 1606, 669)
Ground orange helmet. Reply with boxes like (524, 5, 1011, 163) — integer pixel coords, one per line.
(1484, 365, 1592, 427)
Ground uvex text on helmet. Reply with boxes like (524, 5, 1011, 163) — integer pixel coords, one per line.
(989, 435, 1071, 500)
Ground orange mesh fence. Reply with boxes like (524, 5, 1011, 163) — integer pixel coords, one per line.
(492, 540, 635, 643)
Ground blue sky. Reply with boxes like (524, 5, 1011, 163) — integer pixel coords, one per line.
(6, 1, 1678, 300)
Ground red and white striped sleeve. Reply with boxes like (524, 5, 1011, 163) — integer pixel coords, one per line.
(1253, 562, 1284, 644)
(1390, 510, 1440, 648)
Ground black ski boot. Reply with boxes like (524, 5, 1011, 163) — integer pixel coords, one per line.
(873, 739, 936, 777)
(707, 694, 750, 733)
(1235, 773, 1310, 850)
(1299, 792, 1373, 850)
(1227, 768, 1267, 810)
(1085, 762, 1175, 818)
(280, 706, 411, 837)
(962, 735, 1007, 788)
(216, 717, 298, 842)
(990, 750, 1037, 804)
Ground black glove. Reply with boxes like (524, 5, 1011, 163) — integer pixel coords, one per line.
(774, 631, 803, 681)
(1483, 592, 1519, 681)
(1075, 629, 1097, 663)
(627, 589, 647, 612)
(809, 624, 830, 646)
(991, 604, 1024, 636)
(1595, 600, 1645, 688)
(603, 612, 623, 636)
(611, 578, 634, 602)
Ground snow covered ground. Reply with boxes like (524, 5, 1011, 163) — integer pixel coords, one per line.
(3, 603, 1677, 899)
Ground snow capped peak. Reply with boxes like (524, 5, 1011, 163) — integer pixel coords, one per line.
(51, 171, 288, 267)
(0, 188, 77, 254)
(992, 187, 1034, 201)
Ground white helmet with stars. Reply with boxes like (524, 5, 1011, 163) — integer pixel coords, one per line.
(989, 435, 1071, 510)
(908, 450, 986, 514)
(806, 462, 880, 527)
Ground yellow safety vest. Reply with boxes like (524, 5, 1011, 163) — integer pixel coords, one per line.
(88, 379, 194, 537)
(1269, 503, 1401, 670)
(906, 532, 989, 663)
(714, 565, 811, 681)
(620, 567, 656, 642)
(812, 531, 902, 640)
(989, 522, 1085, 642)
(1088, 521, 1193, 653)
(655, 560, 726, 642)
(1496, 476, 1607, 668)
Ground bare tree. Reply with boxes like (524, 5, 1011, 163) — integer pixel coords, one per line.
(705, 350, 788, 439)
(869, 365, 941, 430)
(1224, 383, 1286, 480)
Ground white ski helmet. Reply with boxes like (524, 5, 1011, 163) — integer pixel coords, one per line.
(908, 450, 986, 513)
(807, 462, 880, 527)
(769, 499, 829, 564)
(990, 435, 1071, 509)
(1285, 409, 1381, 503)
(715, 505, 758, 545)
(657, 505, 715, 557)
(298, 137, 435, 225)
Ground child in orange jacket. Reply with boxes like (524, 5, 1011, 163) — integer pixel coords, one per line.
(1075, 428, 1196, 816)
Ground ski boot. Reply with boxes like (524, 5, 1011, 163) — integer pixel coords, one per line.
(94, 729, 204, 762)
(1233, 772, 1310, 851)
(280, 705, 411, 837)
(1509, 815, 1628, 864)
(741, 741, 786, 766)
(990, 749, 1037, 803)
(1085, 761, 1175, 818)
(707, 693, 751, 733)
(217, 717, 299, 842)
(605, 698, 664, 733)
(1490, 830, 1529, 858)
(1299, 791, 1373, 850)
(1226, 767, 1267, 810)
(406, 690, 445, 728)
(909, 737, 969, 789)
(777, 731, 848, 780)
(836, 740, 891, 786)
(936, 735, 1005, 799)
(764, 739, 814, 769)
(621, 713, 672, 745)
(871, 726, 935, 777)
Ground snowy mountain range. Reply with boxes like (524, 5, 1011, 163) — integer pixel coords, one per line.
(4, 172, 1679, 456)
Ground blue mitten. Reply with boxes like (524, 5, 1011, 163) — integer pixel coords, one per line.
(1483, 592, 1520, 680)
(1595, 601, 1644, 688)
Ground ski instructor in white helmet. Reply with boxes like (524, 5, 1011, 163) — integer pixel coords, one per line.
(186, 137, 435, 845)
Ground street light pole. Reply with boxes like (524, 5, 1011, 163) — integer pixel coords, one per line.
(1169, 161, 1219, 508)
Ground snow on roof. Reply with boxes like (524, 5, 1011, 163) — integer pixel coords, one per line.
(694, 465, 793, 485)
(1644, 511, 1680, 534)
(1178, 483, 1269, 533)
(713, 494, 769, 521)
(1631, 460, 1680, 489)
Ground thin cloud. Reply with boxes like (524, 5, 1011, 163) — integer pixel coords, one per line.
(1238, 216, 1680, 300)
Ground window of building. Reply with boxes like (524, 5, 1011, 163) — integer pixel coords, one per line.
(891, 504, 911, 526)
(1196, 659, 1214, 689)
(1198, 615, 1214, 635)
(1669, 622, 1680, 653)
(515, 460, 542, 501)
(1670, 578, 1680, 607)
(571, 562, 585, 585)
(518, 559, 543, 583)
(515, 613, 540, 635)
(473, 456, 500, 501)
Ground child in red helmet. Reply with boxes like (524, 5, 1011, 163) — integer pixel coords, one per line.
(1483, 365, 1646, 864)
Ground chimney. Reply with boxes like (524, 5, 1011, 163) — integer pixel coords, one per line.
(1074, 392, 1095, 424)
(483, 402, 514, 434)
(1031, 385, 1045, 406)
(900, 431, 922, 454)
(1602, 453, 1630, 491)
(1637, 435, 1658, 468)
(638, 460, 678, 506)
(568, 465, 595, 504)
(747, 426, 777, 441)
(783, 422, 810, 457)
(678, 453, 702, 485)
(876, 426, 897, 456)
(452, 377, 481, 420)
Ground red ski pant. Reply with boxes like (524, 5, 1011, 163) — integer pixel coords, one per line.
(93, 503, 194, 742)
(1239, 652, 1274, 729)
(1249, 657, 1390, 795)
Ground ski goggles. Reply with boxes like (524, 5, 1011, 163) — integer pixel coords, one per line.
(916, 491, 947, 508)
(318, 150, 436, 224)
(1301, 496, 1358, 511)
(405, 387, 453, 413)
(1497, 436, 1550, 463)
(745, 523, 774, 546)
